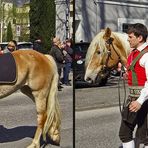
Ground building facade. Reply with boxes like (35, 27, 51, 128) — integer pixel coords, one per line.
(0, 1, 30, 42)
(75, 0, 148, 42)
(55, 0, 73, 41)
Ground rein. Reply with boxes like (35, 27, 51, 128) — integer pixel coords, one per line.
(104, 37, 127, 114)
(118, 67, 127, 114)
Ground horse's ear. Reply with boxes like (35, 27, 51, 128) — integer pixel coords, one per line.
(103, 27, 111, 39)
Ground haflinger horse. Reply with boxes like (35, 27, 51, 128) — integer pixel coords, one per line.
(84, 27, 130, 83)
(0, 50, 61, 148)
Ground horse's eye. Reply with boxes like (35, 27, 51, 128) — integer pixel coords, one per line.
(97, 51, 101, 54)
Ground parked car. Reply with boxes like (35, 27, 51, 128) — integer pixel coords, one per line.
(0, 42, 8, 50)
(74, 42, 109, 88)
(0, 42, 33, 51)
(17, 42, 33, 50)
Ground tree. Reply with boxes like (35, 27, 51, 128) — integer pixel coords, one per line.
(30, 0, 56, 53)
(6, 21, 13, 41)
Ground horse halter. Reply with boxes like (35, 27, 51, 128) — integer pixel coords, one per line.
(103, 37, 121, 70)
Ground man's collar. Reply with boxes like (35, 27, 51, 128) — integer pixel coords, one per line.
(137, 42, 148, 52)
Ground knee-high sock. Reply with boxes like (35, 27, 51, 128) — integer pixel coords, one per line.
(123, 140, 135, 148)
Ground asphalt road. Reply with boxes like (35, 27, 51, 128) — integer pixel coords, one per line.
(0, 84, 73, 148)
(75, 76, 128, 148)
(76, 106, 122, 148)
(75, 76, 128, 111)
(75, 76, 146, 148)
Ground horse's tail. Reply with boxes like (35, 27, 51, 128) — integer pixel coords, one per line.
(43, 55, 61, 144)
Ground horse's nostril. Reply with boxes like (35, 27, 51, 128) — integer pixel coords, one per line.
(86, 77, 91, 82)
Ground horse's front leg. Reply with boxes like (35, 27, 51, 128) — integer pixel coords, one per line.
(27, 113, 46, 148)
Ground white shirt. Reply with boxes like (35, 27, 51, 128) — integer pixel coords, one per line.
(135, 42, 148, 104)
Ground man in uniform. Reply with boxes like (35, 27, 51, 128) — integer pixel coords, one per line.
(119, 23, 148, 148)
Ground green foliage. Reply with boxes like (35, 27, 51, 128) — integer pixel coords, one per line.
(6, 22, 13, 41)
(30, 0, 56, 53)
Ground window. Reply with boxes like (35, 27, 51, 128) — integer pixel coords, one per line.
(118, 18, 146, 33)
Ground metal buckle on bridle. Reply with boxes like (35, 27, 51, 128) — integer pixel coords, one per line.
(106, 37, 114, 45)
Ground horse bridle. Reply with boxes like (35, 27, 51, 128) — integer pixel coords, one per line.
(95, 37, 121, 82)
(103, 37, 121, 70)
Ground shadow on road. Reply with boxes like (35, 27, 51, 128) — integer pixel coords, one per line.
(0, 125, 59, 147)
(0, 125, 36, 142)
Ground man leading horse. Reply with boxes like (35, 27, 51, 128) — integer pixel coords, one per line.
(119, 23, 148, 148)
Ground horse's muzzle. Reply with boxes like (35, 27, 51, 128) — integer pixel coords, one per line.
(85, 77, 93, 83)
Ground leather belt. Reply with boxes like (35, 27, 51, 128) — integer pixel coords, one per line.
(128, 86, 143, 98)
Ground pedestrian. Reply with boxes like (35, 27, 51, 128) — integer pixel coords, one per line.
(3, 40, 17, 53)
(49, 37, 64, 91)
(62, 39, 73, 86)
(33, 39, 43, 53)
(119, 23, 148, 148)
(0, 46, 3, 55)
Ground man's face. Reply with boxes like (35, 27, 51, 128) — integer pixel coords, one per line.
(128, 33, 142, 48)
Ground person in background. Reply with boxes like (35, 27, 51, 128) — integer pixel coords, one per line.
(0, 46, 3, 55)
(3, 40, 17, 53)
(62, 39, 73, 86)
(49, 37, 65, 91)
(119, 23, 148, 148)
(33, 39, 43, 53)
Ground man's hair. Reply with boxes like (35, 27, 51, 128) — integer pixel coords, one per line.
(11, 40, 17, 47)
(127, 23, 148, 42)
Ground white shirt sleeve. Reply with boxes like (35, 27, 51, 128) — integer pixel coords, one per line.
(137, 53, 148, 105)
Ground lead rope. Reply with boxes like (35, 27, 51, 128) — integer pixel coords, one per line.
(118, 65, 127, 114)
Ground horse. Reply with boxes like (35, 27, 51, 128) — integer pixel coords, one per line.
(0, 50, 61, 148)
(84, 27, 130, 83)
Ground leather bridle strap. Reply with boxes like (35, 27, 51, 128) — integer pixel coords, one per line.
(104, 37, 121, 68)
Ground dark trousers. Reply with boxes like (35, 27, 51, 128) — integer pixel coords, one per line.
(63, 62, 71, 84)
(58, 68, 62, 87)
(119, 99, 148, 145)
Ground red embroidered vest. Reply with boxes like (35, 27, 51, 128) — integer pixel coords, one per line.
(127, 46, 148, 86)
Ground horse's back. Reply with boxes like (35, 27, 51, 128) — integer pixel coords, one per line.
(12, 50, 54, 69)
(12, 50, 57, 90)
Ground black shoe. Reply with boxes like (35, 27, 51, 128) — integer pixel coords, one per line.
(58, 88, 62, 91)
(65, 82, 71, 86)
(58, 85, 63, 91)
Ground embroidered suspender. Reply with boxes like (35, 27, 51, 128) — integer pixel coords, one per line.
(129, 48, 148, 86)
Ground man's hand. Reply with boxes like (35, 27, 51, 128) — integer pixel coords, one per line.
(123, 72, 128, 80)
(129, 101, 141, 112)
(63, 50, 67, 56)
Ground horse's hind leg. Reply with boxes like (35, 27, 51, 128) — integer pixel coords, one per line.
(21, 88, 47, 148)
(27, 113, 46, 148)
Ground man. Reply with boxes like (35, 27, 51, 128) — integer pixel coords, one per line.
(49, 37, 64, 91)
(119, 23, 148, 148)
(33, 39, 43, 53)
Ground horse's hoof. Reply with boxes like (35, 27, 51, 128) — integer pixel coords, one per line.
(26, 142, 40, 148)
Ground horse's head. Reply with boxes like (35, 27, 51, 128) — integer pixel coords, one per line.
(84, 28, 129, 83)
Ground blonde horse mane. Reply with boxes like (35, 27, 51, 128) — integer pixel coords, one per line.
(85, 30, 130, 68)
